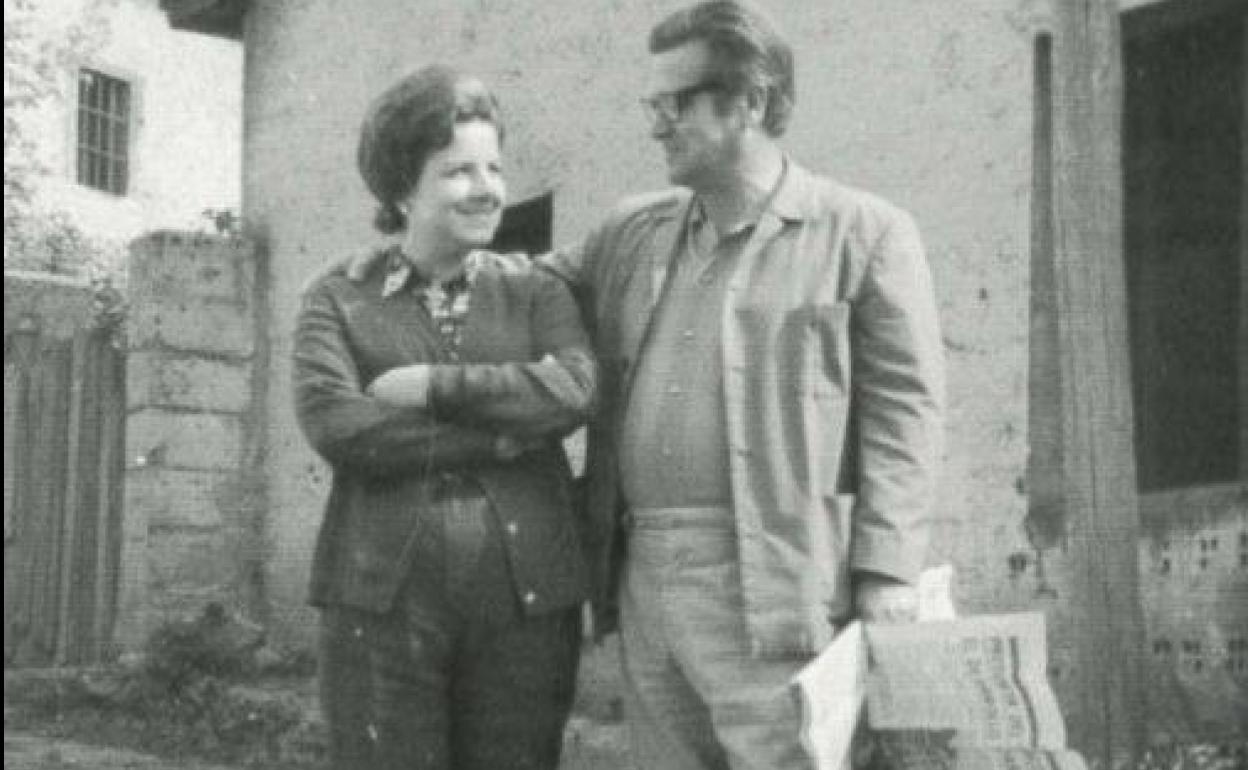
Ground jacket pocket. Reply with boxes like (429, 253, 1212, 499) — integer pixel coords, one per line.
(809, 300, 851, 400)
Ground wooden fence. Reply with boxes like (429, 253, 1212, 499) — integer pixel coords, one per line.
(4, 323, 126, 666)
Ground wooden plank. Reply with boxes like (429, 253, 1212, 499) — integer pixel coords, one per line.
(67, 333, 104, 664)
(105, 345, 127, 655)
(8, 344, 46, 666)
(26, 343, 56, 664)
(1240, 15, 1247, 480)
(1049, 2, 1147, 766)
(4, 361, 21, 546)
(3, 354, 32, 665)
(54, 332, 88, 665)
(24, 340, 70, 665)
(93, 339, 123, 661)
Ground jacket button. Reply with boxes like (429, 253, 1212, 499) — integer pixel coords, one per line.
(523, 591, 537, 604)
(506, 522, 519, 535)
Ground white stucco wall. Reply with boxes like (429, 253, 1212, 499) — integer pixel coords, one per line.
(13, 0, 241, 254)
(241, 0, 1050, 643)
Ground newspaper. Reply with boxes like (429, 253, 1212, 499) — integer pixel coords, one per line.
(791, 568, 1088, 770)
(792, 619, 868, 770)
(865, 612, 1087, 770)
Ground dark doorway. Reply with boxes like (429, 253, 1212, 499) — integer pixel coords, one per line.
(1123, 4, 1246, 491)
(490, 193, 552, 257)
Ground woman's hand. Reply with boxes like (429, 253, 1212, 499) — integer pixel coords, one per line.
(367, 365, 433, 408)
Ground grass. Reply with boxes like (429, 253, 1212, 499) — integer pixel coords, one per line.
(4, 665, 324, 769)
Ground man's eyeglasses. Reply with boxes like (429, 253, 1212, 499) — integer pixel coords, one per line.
(639, 81, 725, 124)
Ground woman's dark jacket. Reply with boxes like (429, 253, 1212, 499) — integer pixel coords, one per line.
(292, 248, 597, 617)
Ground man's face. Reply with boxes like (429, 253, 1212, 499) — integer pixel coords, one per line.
(644, 40, 744, 189)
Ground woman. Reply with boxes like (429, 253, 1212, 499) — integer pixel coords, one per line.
(292, 66, 595, 770)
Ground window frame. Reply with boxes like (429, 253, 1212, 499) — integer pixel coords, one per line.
(73, 66, 136, 197)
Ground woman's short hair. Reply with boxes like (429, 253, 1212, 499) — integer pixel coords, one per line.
(357, 66, 504, 234)
(648, 1, 794, 137)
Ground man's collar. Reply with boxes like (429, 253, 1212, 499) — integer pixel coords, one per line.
(763, 157, 810, 223)
(689, 156, 808, 237)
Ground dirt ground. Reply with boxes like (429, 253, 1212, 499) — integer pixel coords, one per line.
(3, 724, 629, 770)
(3, 727, 630, 770)
(3, 639, 632, 770)
(3, 730, 235, 770)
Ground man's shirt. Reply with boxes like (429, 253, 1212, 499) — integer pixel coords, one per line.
(618, 202, 753, 509)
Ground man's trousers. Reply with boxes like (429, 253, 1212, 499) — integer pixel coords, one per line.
(620, 506, 815, 770)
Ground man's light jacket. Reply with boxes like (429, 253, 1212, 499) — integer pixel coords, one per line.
(544, 162, 945, 656)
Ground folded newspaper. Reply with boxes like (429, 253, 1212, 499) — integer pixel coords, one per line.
(792, 567, 1088, 770)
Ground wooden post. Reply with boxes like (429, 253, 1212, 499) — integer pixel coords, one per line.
(1026, 33, 1064, 548)
(1049, 1, 1147, 765)
(1239, 16, 1247, 481)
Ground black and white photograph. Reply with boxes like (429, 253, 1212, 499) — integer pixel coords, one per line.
(4, 1, 1245, 769)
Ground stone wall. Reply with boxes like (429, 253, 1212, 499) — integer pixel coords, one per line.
(115, 231, 267, 648)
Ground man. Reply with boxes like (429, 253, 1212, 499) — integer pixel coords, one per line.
(542, 2, 945, 768)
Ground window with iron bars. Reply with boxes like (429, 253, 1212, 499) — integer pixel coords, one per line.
(76, 69, 131, 196)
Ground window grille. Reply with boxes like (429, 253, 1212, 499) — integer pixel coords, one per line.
(76, 69, 131, 195)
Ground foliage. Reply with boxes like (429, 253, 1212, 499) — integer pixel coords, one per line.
(1131, 742, 1247, 770)
(4, 0, 124, 279)
(4, 606, 327, 768)
(139, 602, 267, 692)
(4, 0, 112, 209)
(89, 267, 128, 344)
(202, 207, 242, 238)
(4, 207, 124, 276)
(4, 0, 55, 209)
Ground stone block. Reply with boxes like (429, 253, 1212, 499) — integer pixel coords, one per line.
(127, 409, 243, 470)
(123, 468, 233, 529)
(128, 232, 255, 304)
(146, 586, 239, 626)
(147, 528, 233, 592)
(127, 352, 251, 412)
(128, 298, 255, 357)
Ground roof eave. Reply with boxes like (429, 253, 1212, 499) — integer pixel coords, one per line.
(160, 0, 246, 41)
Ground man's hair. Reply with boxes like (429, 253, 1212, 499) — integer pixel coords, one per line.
(356, 66, 504, 234)
(648, 1, 795, 137)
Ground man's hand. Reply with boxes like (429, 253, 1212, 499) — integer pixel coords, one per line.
(853, 573, 918, 624)
(367, 365, 432, 408)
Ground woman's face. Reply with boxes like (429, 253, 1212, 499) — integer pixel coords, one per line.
(403, 119, 506, 257)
